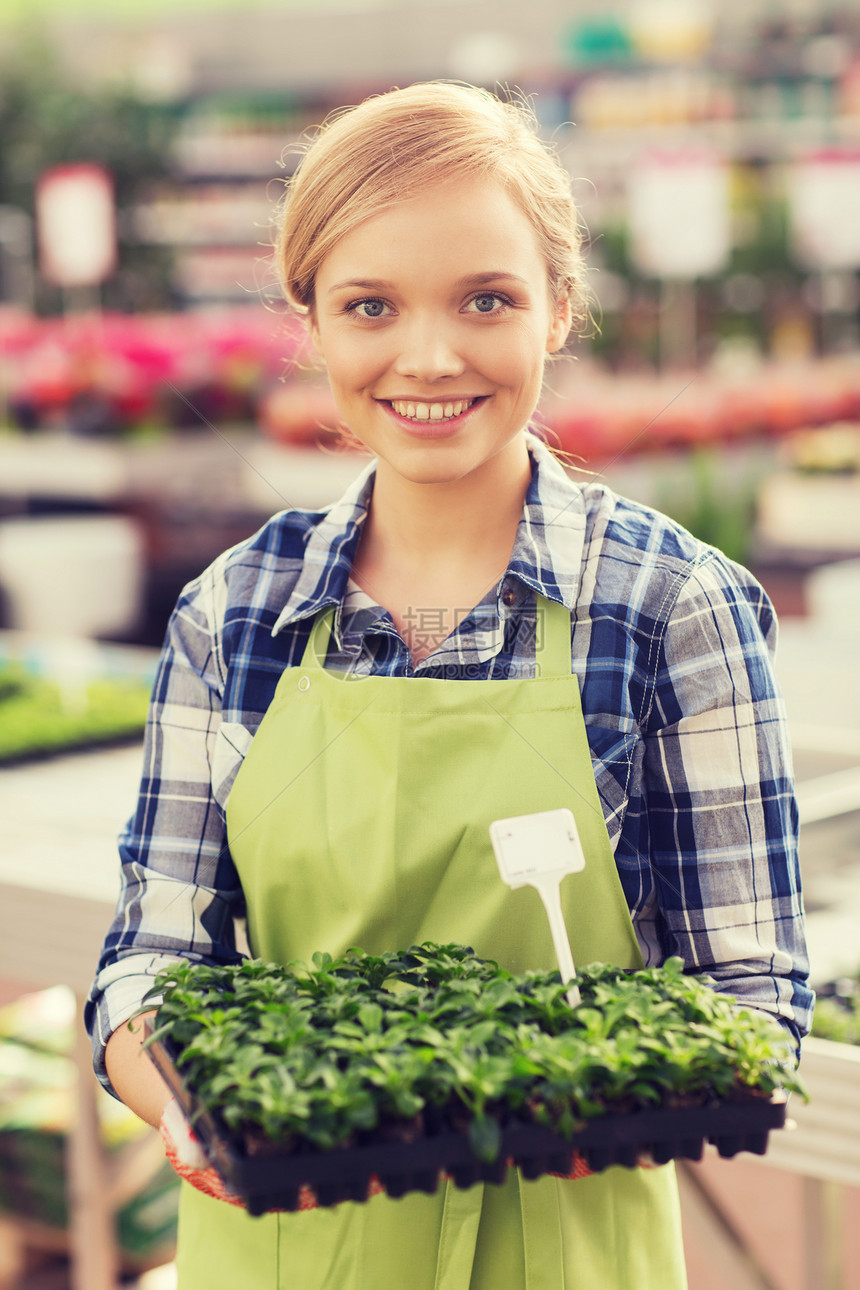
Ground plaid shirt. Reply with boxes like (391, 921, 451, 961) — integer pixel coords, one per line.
(86, 438, 812, 1086)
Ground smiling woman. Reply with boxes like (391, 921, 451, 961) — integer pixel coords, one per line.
(273, 85, 587, 656)
(306, 176, 573, 651)
(312, 178, 569, 469)
(87, 82, 811, 1290)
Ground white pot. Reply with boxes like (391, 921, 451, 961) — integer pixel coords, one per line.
(0, 514, 144, 639)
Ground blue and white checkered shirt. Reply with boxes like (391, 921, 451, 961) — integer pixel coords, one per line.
(86, 438, 812, 1086)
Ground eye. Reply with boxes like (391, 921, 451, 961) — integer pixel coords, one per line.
(347, 298, 391, 319)
(465, 292, 510, 315)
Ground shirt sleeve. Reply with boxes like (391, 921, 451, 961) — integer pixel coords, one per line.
(85, 568, 245, 1093)
(641, 551, 813, 1050)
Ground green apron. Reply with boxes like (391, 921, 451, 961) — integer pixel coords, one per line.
(176, 596, 687, 1290)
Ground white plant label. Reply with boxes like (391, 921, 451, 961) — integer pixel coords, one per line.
(489, 808, 585, 1005)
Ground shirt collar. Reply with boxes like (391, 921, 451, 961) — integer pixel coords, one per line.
(270, 456, 376, 638)
(270, 435, 586, 637)
(501, 436, 586, 615)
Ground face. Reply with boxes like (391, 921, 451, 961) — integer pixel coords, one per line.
(310, 177, 571, 491)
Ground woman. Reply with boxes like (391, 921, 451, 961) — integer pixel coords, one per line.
(87, 82, 811, 1289)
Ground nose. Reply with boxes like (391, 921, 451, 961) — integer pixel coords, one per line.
(392, 313, 466, 383)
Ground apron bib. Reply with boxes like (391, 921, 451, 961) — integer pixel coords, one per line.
(176, 598, 687, 1290)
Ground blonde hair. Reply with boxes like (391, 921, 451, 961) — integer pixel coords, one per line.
(276, 82, 588, 330)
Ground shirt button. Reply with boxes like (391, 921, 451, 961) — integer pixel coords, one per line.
(501, 588, 518, 607)
(298, 675, 311, 692)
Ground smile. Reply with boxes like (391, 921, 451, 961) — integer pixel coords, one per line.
(388, 398, 477, 423)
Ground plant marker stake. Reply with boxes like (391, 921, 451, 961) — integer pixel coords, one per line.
(489, 809, 586, 1007)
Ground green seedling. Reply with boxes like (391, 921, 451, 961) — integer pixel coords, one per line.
(139, 945, 806, 1164)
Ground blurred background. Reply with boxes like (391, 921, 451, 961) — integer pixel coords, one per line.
(1, 1, 859, 1288)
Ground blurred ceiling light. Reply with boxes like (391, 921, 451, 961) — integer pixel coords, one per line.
(447, 31, 521, 86)
(131, 34, 193, 102)
(628, 0, 714, 62)
(800, 34, 852, 82)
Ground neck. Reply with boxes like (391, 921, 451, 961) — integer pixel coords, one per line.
(359, 437, 532, 578)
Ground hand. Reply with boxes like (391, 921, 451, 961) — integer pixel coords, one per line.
(159, 1101, 605, 1210)
(159, 1098, 245, 1207)
(547, 1149, 594, 1180)
(548, 1148, 657, 1180)
(159, 1098, 387, 1211)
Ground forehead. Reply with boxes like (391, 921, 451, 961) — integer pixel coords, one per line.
(316, 177, 548, 288)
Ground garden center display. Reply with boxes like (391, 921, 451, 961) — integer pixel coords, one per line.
(0, 662, 150, 763)
(142, 943, 802, 1215)
(811, 970, 860, 1048)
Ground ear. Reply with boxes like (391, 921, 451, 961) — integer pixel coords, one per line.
(546, 294, 572, 354)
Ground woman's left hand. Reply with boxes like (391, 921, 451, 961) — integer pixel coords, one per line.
(547, 1150, 656, 1179)
(546, 1151, 594, 1180)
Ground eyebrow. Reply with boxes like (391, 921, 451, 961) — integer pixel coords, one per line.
(326, 272, 530, 294)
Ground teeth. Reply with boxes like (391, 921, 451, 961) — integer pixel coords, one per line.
(391, 399, 475, 422)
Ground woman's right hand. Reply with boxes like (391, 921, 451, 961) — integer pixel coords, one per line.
(158, 1100, 372, 1211)
(159, 1098, 246, 1206)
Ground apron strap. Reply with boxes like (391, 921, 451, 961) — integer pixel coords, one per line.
(534, 595, 573, 680)
(301, 606, 337, 670)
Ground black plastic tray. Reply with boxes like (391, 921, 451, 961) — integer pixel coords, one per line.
(145, 1025, 788, 1216)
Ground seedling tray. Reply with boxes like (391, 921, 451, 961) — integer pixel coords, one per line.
(146, 1025, 788, 1216)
